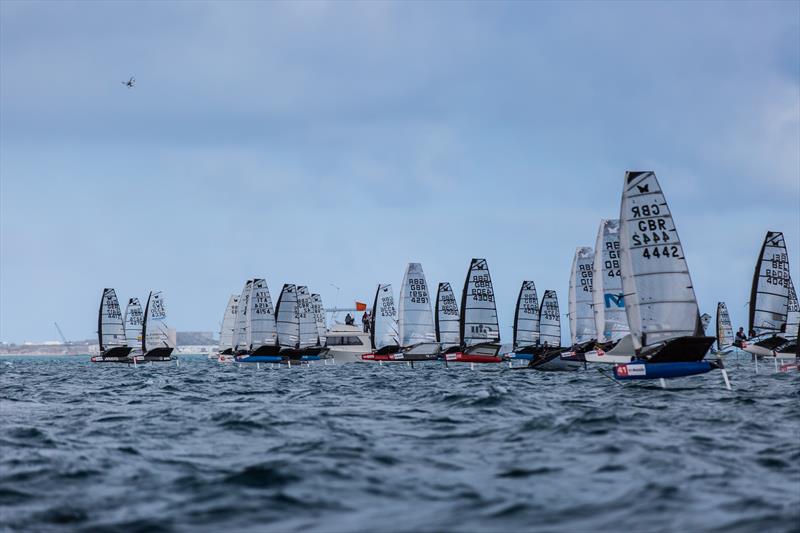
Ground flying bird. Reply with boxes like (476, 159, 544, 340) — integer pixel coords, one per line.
(121, 76, 135, 88)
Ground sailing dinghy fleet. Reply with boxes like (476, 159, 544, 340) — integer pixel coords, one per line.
(95, 170, 797, 384)
(93, 289, 175, 364)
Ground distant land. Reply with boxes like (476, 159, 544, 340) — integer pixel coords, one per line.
(0, 331, 216, 355)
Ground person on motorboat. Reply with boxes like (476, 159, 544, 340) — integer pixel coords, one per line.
(345, 313, 354, 326)
(362, 311, 370, 333)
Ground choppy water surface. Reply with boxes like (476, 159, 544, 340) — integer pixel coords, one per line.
(1, 356, 798, 532)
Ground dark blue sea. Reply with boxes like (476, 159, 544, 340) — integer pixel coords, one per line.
(1, 355, 798, 532)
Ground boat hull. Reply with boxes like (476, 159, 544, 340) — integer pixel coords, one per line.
(613, 361, 716, 380)
(444, 352, 503, 364)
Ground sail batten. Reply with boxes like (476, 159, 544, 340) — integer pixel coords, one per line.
(459, 258, 500, 346)
(619, 171, 701, 350)
(513, 281, 539, 349)
(398, 263, 436, 347)
(569, 246, 596, 345)
(435, 282, 460, 347)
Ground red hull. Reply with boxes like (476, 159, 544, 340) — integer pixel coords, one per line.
(445, 353, 503, 364)
(361, 353, 398, 361)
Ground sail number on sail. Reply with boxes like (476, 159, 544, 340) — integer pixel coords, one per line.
(604, 240, 621, 277)
(253, 295, 272, 315)
(766, 253, 790, 288)
(105, 294, 122, 318)
(380, 296, 396, 317)
(440, 293, 458, 315)
(408, 278, 429, 304)
(628, 203, 683, 260)
(541, 299, 559, 320)
(579, 263, 593, 292)
(471, 274, 494, 302)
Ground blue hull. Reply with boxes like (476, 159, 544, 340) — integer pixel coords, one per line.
(300, 355, 321, 361)
(613, 361, 714, 380)
(236, 355, 285, 363)
(507, 353, 534, 361)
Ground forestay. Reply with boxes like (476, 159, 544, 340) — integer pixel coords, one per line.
(538, 290, 561, 347)
(371, 284, 398, 350)
(748, 231, 791, 336)
(218, 295, 238, 352)
(143, 291, 173, 352)
(513, 281, 539, 349)
(435, 282, 460, 347)
(124, 298, 144, 351)
(786, 279, 799, 338)
(233, 280, 253, 352)
(592, 219, 629, 343)
(398, 263, 436, 347)
(460, 258, 500, 346)
(275, 284, 300, 349)
(311, 294, 327, 346)
(249, 279, 277, 350)
(98, 288, 127, 351)
(619, 171, 701, 350)
(716, 302, 733, 350)
(296, 286, 317, 349)
(569, 246, 596, 345)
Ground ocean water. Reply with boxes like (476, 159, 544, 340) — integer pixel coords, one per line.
(1, 355, 798, 532)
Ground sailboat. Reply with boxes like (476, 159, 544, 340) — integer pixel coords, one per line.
(392, 263, 439, 362)
(525, 290, 580, 370)
(506, 280, 540, 361)
(361, 284, 400, 361)
(445, 258, 503, 364)
(124, 297, 144, 360)
(141, 290, 175, 362)
(715, 301, 734, 353)
(233, 280, 253, 356)
(611, 171, 723, 384)
(91, 288, 133, 363)
(311, 293, 328, 348)
(296, 286, 327, 360)
(743, 231, 796, 360)
(236, 279, 285, 363)
(273, 283, 302, 361)
(211, 295, 238, 361)
(562, 246, 597, 361)
(435, 282, 461, 354)
(584, 219, 636, 364)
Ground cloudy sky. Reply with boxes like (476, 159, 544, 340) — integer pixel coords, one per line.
(1, 1, 798, 344)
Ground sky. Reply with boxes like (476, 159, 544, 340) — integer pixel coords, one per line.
(1, 1, 798, 344)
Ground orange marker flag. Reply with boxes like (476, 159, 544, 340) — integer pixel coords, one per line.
(355, 301, 367, 311)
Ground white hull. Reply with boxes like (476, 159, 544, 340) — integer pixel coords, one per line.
(584, 350, 634, 364)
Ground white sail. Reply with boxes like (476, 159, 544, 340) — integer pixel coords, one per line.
(218, 295, 238, 352)
(749, 231, 791, 336)
(460, 258, 500, 346)
(233, 280, 253, 352)
(98, 288, 127, 350)
(124, 297, 143, 351)
(371, 283, 398, 350)
(786, 279, 799, 338)
(619, 171, 701, 350)
(397, 263, 436, 347)
(296, 286, 317, 349)
(716, 302, 733, 350)
(249, 279, 277, 350)
(143, 291, 174, 352)
(592, 219, 629, 343)
(569, 246, 596, 345)
(539, 289, 561, 347)
(311, 293, 327, 346)
(700, 313, 711, 333)
(513, 281, 539, 349)
(275, 284, 300, 349)
(435, 282, 460, 347)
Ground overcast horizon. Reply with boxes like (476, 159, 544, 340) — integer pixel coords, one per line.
(1, 1, 798, 344)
